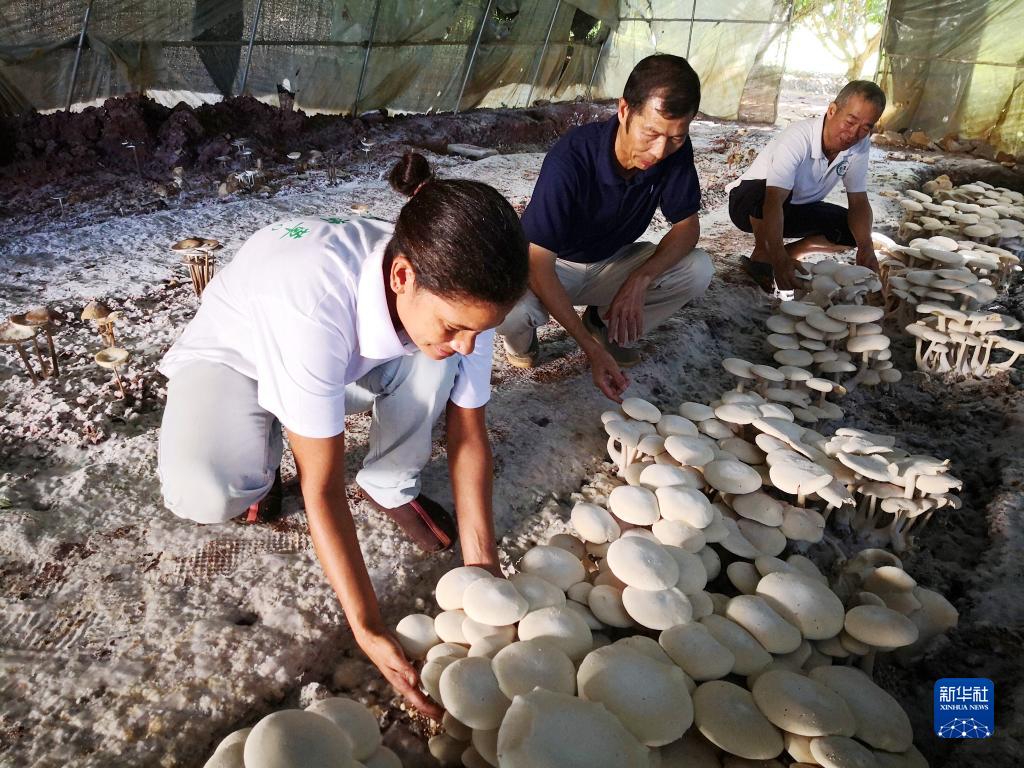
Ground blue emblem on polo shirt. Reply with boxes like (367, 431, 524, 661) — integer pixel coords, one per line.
(836, 160, 849, 177)
(935, 678, 994, 738)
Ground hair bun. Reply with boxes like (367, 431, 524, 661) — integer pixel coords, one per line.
(389, 151, 433, 197)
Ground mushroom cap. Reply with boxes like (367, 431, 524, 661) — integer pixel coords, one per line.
(622, 397, 661, 423)
(439, 657, 511, 730)
(715, 403, 763, 425)
(586, 584, 634, 628)
(844, 605, 920, 648)
(395, 614, 440, 659)
(780, 301, 816, 318)
(571, 503, 621, 544)
(606, 537, 679, 591)
(656, 414, 699, 437)
(805, 311, 848, 334)
(768, 452, 833, 496)
(731, 490, 784, 526)
(700, 614, 773, 675)
(846, 334, 891, 354)
(809, 735, 878, 768)
(546, 533, 587, 560)
(516, 606, 592, 660)
(723, 357, 756, 378)
(656, 485, 713, 528)
(81, 300, 113, 321)
(750, 364, 786, 383)
(726, 595, 803, 654)
(436, 566, 493, 610)
(577, 644, 694, 746)
(95, 347, 130, 369)
(659, 622, 734, 680)
(496, 688, 649, 768)
(693, 681, 784, 759)
(751, 670, 856, 737)
(756, 571, 846, 639)
(808, 666, 913, 752)
(640, 463, 703, 490)
(704, 459, 762, 494)
(781, 504, 826, 543)
(826, 304, 884, 324)
(509, 572, 567, 611)
(171, 237, 206, 250)
(637, 434, 666, 456)
(244, 709, 355, 768)
(774, 349, 816, 367)
(663, 435, 717, 467)
(306, 697, 382, 761)
(433, 610, 469, 644)
(0, 322, 36, 343)
(462, 578, 529, 626)
(766, 314, 798, 334)
(652, 519, 706, 552)
(679, 401, 716, 421)
(608, 485, 661, 526)
(621, 586, 693, 630)
(518, 545, 586, 591)
(736, 517, 787, 556)
(491, 640, 577, 699)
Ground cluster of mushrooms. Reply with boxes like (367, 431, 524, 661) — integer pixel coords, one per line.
(171, 237, 223, 297)
(762, 296, 897, 400)
(82, 300, 131, 398)
(893, 177, 1024, 257)
(0, 307, 62, 382)
(392, 397, 955, 767)
(905, 303, 1024, 376)
(202, 695, 401, 768)
(875, 177, 1024, 378)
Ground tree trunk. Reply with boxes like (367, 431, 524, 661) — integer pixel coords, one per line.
(846, 27, 882, 80)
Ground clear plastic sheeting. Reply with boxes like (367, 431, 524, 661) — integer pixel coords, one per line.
(0, 1, 795, 122)
(0, 0, 610, 116)
(595, 0, 792, 123)
(877, 0, 1024, 157)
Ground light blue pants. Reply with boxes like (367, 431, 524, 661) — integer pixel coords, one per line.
(158, 353, 459, 524)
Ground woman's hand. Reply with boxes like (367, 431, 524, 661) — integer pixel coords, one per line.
(353, 622, 444, 720)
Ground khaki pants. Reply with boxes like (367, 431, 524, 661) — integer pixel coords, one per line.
(497, 242, 714, 354)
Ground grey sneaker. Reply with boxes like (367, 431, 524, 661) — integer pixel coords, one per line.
(582, 307, 641, 368)
(502, 331, 539, 369)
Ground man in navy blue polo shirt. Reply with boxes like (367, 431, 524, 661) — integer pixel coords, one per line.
(497, 54, 713, 401)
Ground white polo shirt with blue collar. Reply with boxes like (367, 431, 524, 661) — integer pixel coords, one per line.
(729, 113, 870, 205)
(159, 216, 494, 439)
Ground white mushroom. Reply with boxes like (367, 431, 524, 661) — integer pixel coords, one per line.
(577, 644, 693, 746)
(496, 688, 649, 768)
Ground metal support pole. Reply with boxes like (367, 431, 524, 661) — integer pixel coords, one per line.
(239, 0, 264, 96)
(353, 0, 382, 115)
(586, 28, 611, 101)
(684, 0, 697, 59)
(65, 0, 94, 112)
(455, 0, 493, 114)
(525, 0, 560, 108)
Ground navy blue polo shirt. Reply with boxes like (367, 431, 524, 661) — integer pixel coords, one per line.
(521, 116, 701, 264)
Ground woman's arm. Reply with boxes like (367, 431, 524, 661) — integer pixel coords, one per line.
(286, 428, 443, 719)
(445, 402, 501, 576)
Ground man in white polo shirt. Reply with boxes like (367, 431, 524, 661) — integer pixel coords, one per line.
(727, 80, 886, 291)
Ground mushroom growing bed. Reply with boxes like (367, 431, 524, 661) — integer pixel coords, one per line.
(1, 91, 1022, 768)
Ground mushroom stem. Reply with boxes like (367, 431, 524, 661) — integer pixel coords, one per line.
(43, 329, 59, 378)
(111, 366, 127, 398)
(796, 490, 807, 507)
(30, 334, 47, 375)
(13, 342, 39, 383)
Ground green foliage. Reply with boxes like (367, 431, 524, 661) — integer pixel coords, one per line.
(791, 0, 886, 78)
